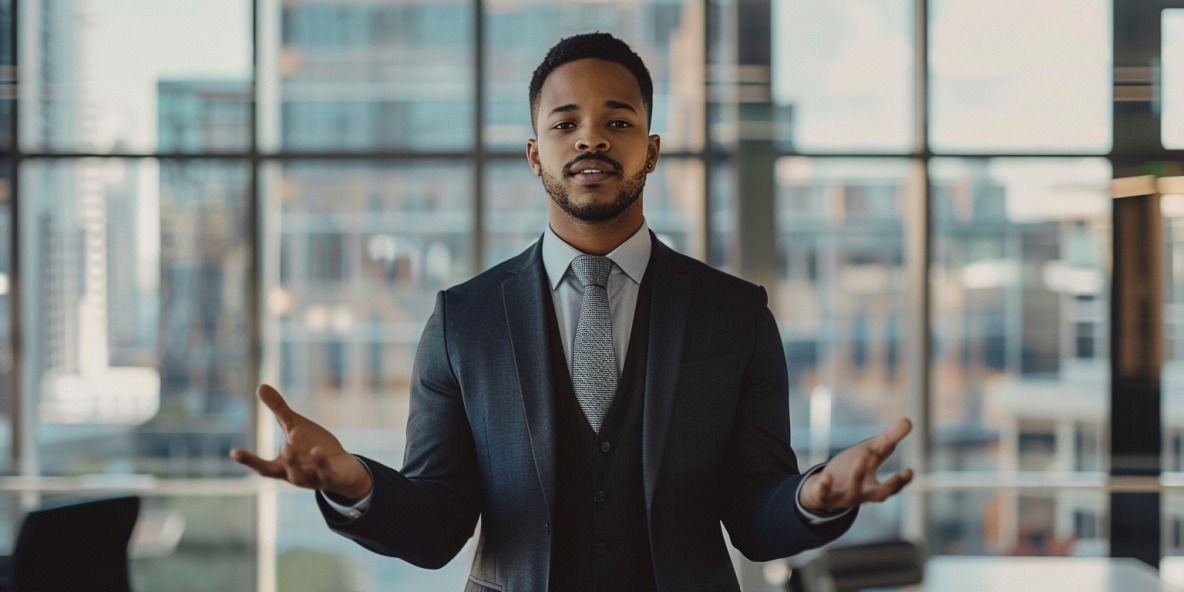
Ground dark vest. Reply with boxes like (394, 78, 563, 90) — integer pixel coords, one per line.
(546, 267, 656, 592)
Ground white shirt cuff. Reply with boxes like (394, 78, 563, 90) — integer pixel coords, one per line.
(321, 456, 373, 519)
(795, 462, 855, 525)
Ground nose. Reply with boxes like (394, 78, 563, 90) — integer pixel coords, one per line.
(575, 131, 610, 153)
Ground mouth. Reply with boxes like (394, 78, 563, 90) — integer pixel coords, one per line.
(567, 161, 618, 184)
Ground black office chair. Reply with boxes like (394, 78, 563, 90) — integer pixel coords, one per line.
(786, 538, 925, 592)
(0, 495, 141, 592)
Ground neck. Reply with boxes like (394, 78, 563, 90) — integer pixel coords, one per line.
(548, 203, 644, 256)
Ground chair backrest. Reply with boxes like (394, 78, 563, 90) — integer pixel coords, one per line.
(11, 496, 140, 592)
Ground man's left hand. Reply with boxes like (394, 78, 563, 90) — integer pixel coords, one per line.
(799, 418, 915, 514)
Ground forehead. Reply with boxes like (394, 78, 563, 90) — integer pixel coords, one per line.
(537, 58, 643, 112)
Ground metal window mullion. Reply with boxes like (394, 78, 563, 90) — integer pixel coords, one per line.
(901, 0, 931, 544)
(473, 0, 485, 274)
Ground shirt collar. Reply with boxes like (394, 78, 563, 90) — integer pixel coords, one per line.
(542, 219, 652, 290)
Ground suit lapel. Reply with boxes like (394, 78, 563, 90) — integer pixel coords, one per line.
(501, 239, 558, 522)
(642, 234, 691, 517)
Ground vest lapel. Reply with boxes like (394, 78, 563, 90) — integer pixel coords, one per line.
(501, 239, 558, 524)
(642, 234, 691, 518)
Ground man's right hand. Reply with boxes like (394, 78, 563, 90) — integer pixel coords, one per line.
(230, 383, 374, 503)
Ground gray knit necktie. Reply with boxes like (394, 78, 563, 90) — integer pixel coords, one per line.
(570, 254, 618, 433)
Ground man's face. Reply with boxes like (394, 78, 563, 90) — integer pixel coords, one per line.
(526, 58, 660, 222)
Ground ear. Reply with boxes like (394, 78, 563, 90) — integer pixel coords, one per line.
(646, 134, 662, 172)
(526, 138, 541, 177)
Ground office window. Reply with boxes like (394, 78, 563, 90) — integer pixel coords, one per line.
(483, 0, 705, 152)
(19, 159, 251, 477)
(773, 158, 912, 543)
(771, 0, 913, 152)
(930, 158, 1111, 477)
(270, 0, 473, 151)
(929, 0, 1111, 152)
(18, 0, 251, 153)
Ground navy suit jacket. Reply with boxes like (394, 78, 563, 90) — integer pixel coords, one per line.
(317, 231, 856, 591)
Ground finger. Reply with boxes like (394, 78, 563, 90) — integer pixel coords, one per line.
(807, 471, 834, 509)
(258, 384, 299, 432)
(872, 418, 912, 456)
(836, 454, 871, 507)
(862, 468, 913, 502)
(230, 448, 285, 479)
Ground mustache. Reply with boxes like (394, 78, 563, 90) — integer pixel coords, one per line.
(564, 154, 622, 176)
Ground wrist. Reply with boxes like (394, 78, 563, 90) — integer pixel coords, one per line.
(331, 457, 374, 502)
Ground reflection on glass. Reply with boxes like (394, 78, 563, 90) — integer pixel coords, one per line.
(18, 0, 251, 153)
(483, 158, 704, 270)
(20, 160, 251, 476)
(772, 0, 913, 152)
(929, 0, 1111, 152)
(483, 0, 705, 152)
(773, 158, 910, 541)
(269, 160, 474, 586)
(927, 490, 1108, 556)
(1164, 10, 1184, 148)
(272, 1, 473, 151)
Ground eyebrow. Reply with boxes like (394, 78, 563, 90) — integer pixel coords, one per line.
(547, 100, 639, 118)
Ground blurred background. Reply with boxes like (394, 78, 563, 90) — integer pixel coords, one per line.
(1, 0, 1184, 590)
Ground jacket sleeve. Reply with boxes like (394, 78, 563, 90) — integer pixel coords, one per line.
(720, 285, 857, 561)
(316, 290, 482, 569)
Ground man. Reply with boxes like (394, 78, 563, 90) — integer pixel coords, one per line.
(232, 32, 913, 591)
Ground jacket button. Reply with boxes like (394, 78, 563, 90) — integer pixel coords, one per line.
(594, 542, 607, 556)
(593, 490, 606, 503)
(600, 441, 612, 453)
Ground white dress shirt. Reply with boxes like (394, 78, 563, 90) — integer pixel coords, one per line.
(323, 219, 848, 525)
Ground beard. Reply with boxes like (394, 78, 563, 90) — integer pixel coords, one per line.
(542, 165, 647, 223)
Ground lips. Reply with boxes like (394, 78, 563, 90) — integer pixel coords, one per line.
(567, 160, 618, 184)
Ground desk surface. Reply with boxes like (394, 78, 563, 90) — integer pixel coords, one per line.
(914, 556, 1180, 592)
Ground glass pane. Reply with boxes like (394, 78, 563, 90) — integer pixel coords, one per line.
(129, 494, 256, 591)
(929, 0, 1111, 153)
(484, 0, 705, 152)
(268, 161, 474, 585)
(276, 490, 474, 591)
(483, 157, 705, 270)
(928, 489, 1109, 555)
(20, 159, 252, 476)
(0, 0, 12, 150)
(0, 167, 9, 472)
(270, 1, 473, 151)
(930, 159, 1111, 474)
(1164, 191, 1184, 473)
(1164, 10, 1184, 148)
(774, 157, 912, 541)
(19, 0, 251, 153)
(772, 0, 913, 152)
(707, 159, 734, 272)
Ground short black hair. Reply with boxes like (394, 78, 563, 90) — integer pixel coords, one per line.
(529, 32, 654, 133)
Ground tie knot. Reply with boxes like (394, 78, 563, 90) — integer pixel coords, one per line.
(570, 255, 614, 289)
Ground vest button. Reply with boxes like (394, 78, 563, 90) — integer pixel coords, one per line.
(593, 490, 606, 503)
(600, 441, 612, 453)
(594, 542, 607, 556)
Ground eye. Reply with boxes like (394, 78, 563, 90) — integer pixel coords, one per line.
(608, 120, 632, 128)
(552, 122, 575, 130)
